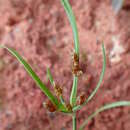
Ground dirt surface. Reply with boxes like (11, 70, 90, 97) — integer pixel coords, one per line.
(0, 0, 130, 130)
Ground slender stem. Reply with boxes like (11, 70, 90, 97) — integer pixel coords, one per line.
(70, 76, 78, 106)
(61, 0, 79, 55)
(79, 101, 130, 130)
(72, 112, 77, 130)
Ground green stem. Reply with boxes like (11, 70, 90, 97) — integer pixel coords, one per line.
(70, 76, 78, 106)
(72, 112, 77, 130)
(79, 101, 130, 130)
(61, 0, 79, 55)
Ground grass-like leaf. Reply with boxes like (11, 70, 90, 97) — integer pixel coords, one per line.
(80, 101, 130, 130)
(47, 68, 55, 86)
(47, 67, 66, 106)
(85, 44, 106, 103)
(61, 0, 79, 55)
(73, 44, 106, 111)
(0, 45, 67, 111)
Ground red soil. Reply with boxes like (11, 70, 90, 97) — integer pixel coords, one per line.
(0, 0, 130, 130)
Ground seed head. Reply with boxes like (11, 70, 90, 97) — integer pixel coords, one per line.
(77, 93, 86, 105)
(54, 83, 63, 97)
(72, 52, 83, 76)
(43, 99, 57, 112)
(66, 103, 72, 112)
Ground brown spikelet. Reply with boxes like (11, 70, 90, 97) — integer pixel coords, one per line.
(72, 52, 83, 76)
(73, 53, 79, 63)
(43, 99, 57, 112)
(77, 93, 86, 105)
(66, 103, 72, 112)
(54, 84, 63, 97)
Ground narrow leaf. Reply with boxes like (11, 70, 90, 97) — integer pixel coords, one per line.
(47, 68, 55, 86)
(47, 67, 66, 106)
(85, 44, 106, 103)
(0, 46, 59, 107)
(60, 96, 66, 106)
(80, 101, 130, 130)
(61, 0, 79, 55)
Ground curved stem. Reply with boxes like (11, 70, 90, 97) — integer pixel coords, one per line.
(79, 101, 130, 130)
(61, 0, 79, 55)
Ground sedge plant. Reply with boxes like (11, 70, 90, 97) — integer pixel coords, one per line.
(1, 0, 130, 130)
